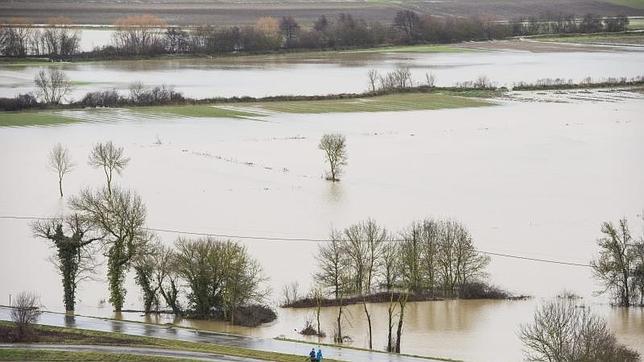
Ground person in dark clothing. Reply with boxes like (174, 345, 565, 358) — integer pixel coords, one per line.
(309, 348, 317, 361)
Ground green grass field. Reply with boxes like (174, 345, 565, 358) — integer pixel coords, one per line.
(0, 349, 188, 361)
(132, 105, 260, 119)
(0, 111, 78, 127)
(244, 92, 493, 114)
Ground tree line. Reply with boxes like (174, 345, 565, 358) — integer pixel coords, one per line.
(0, 12, 631, 58)
(32, 141, 273, 327)
(299, 218, 492, 352)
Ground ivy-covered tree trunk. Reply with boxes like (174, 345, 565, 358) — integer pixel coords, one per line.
(58, 242, 80, 312)
(107, 245, 128, 312)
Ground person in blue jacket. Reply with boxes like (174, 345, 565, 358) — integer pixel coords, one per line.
(309, 348, 316, 361)
(316, 348, 323, 361)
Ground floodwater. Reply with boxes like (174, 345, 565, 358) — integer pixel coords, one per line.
(1, 47, 643, 100)
(1, 93, 643, 360)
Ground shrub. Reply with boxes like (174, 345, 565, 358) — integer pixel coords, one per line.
(0, 93, 39, 111)
(10, 291, 41, 341)
(80, 89, 123, 107)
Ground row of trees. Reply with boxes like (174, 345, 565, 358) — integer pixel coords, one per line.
(0, 12, 631, 57)
(33, 141, 271, 326)
(0, 17, 80, 57)
(591, 217, 644, 306)
(312, 218, 490, 352)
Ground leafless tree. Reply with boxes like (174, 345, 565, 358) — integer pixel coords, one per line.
(315, 230, 347, 300)
(34, 68, 71, 104)
(311, 287, 324, 336)
(112, 15, 166, 55)
(10, 291, 42, 341)
(319, 133, 347, 182)
(425, 72, 436, 87)
(281, 281, 300, 306)
(88, 141, 130, 195)
(367, 69, 380, 92)
(520, 298, 639, 361)
(48, 143, 74, 197)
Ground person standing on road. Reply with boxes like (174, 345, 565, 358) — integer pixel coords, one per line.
(316, 348, 323, 361)
(309, 348, 316, 361)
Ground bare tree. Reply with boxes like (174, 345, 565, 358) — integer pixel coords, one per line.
(394, 287, 409, 353)
(425, 72, 436, 87)
(112, 15, 166, 55)
(10, 291, 42, 341)
(520, 298, 639, 361)
(70, 186, 148, 312)
(315, 230, 347, 299)
(281, 281, 300, 306)
(367, 69, 380, 92)
(48, 143, 74, 197)
(32, 214, 101, 313)
(34, 68, 71, 104)
(319, 133, 347, 182)
(88, 141, 130, 195)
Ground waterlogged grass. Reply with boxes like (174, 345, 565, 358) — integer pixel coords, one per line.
(245, 92, 493, 114)
(133, 105, 260, 119)
(628, 17, 644, 29)
(0, 111, 78, 127)
(608, 0, 644, 10)
(345, 44, 469, 54)
(536, 32, 644, 45)
(0, 349, 188, 361)
(0, 321, 342, 362)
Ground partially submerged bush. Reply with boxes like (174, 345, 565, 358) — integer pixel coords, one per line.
(459, 282, 509, 299)
(520, 298, 639, 361)
(80, 89, 123, 107)
(229, 304, 277, 327)
(0, 93, 39, 111)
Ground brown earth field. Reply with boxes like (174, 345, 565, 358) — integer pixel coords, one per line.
(0, 0, 643, 26)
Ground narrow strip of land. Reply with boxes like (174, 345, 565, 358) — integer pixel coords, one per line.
(0, 308, 450, 362)
(0, 344, 261, 361)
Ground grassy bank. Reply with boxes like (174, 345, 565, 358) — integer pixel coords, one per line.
(0, 90, 498, 127)
(0, 349, 187, 361)
(275, 337, 462, 362)
(238, 92, 493, 114)
(133, 105, 261, 119)
(0, 111, 78, 127)
(534, 32, 644, 45)
(0, 321, 340, 362)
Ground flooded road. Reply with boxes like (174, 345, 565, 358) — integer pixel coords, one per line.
(0, 96, 643, 360)
(1, 48, 643, 99)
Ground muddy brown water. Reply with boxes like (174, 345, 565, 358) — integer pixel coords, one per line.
(0, 94, 643, 360)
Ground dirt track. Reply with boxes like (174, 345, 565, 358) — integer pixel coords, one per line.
(1, 0, 643, 26)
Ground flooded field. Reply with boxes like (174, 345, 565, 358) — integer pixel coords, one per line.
(1, 47, 643, 100)
(0, 91, 643, 360)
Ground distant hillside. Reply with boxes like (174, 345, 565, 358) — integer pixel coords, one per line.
(1, 0, 643, 26)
